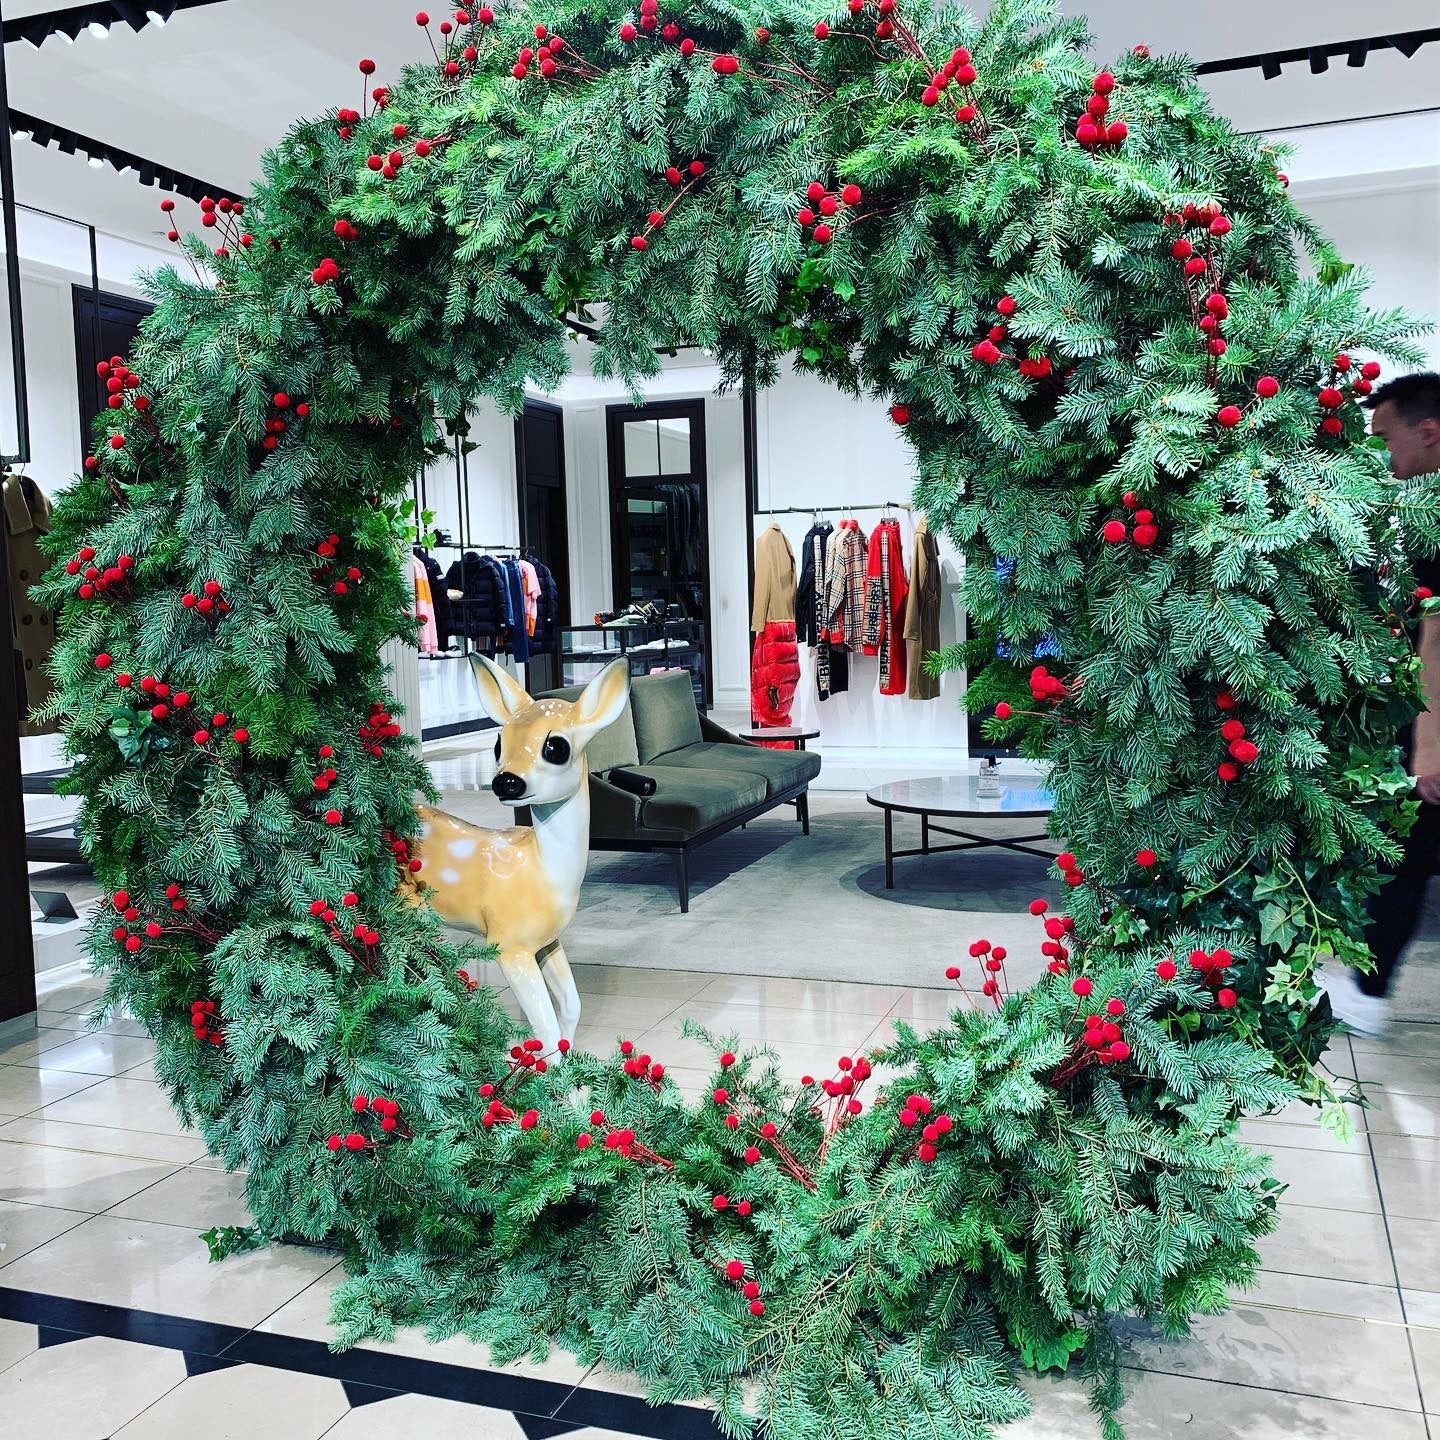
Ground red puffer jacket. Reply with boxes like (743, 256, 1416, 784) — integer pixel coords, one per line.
(751, 620, 800, 727)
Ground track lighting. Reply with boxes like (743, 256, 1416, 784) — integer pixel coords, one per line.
(1308, 47, 1329, 74)
(1260, 55, 1281, 80)
(87, 20, 109, 37)
(1347, 40, 1369, 67)
(87, 155, 105, 168)
(145, 9, 166, 23)
(1388, 33, 1425, 59)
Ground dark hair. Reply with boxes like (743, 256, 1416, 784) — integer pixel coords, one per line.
(1363, 371, 1440, 422)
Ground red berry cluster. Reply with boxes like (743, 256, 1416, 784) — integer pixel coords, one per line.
(1028, 664, 1067, 705)
(510, 26, 573, 81)
(311, 255, 341, 287)
(1315, 354, 1381, 439)
(1184, 946, 1237, 1008)
(631, 160, 707, 252)
(711, 52, 740, 74)
(190, 998, 223, 1046)
(161, 195, 252, 257)
(615, 1037, 665, 1085)
(312, 533, 363, 596)
(1050, 984, 1130, 1084)
(1055, 850, 1084, 887)
(310, 741, 340, 794)
(794, 180, 862, 246)
(261, 391, 309, 450)
(110, 882, 217, 954)
(95, 354, 148, 415)
(720, 1257, 766, 1317)
(619, 2, 695, 51)
(710, 1191, 753, 1216)
(1101, 492, 1159, 548)
(944, 936, 1010, 1002)
(364, 704, 404, 757)
(919, 46, 983, 128)
(896, 1093, 953, 1163)
(127, 673, 192, 728)
(1074, 70, 1126, 150)
(181, 577, 232, 624)
(575, 1103, 672, 1167)
(68, 543, 135, 604)
(1214, 692, 1257, 781)
(190, 710, 235, 749)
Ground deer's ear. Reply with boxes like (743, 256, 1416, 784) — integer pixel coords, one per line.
(469, 653, 532, 722)
(572, 658, 631, 741)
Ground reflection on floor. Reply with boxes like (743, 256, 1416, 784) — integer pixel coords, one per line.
(2, 953, 1438, 1438)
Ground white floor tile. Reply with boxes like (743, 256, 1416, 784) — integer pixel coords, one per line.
(0, 1198, 91, 1266)
(0, 1066, 104, 1118)
(690, 974, 905, 1016)
(0, 1318, 37, 1378)
(37, 1077, 190, 1137)
(652, 1000, 891, 1049)
(0, 1215, 337, 1326)
(0, 1028, 87, 1065)
(105, 1166, 252, 1231)
(9, 1033, 156, 1078)
(111, 1361, 348, 1438)
(322, 1392, 525, 1438)
(0, 1116, 209, 1165)
(0, 1141, 180, 1213)
(0, 1335, 186, 1440)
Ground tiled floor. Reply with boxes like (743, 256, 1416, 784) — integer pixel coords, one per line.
(1, 957, 1438, 1438)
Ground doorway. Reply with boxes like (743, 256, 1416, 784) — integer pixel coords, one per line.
(72, 287, 154, 446)
(604, 398, 712, 703)
(515, 400, 570, 693)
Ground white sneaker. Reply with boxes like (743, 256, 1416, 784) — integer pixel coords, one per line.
(1321, 968, 1391, 1038)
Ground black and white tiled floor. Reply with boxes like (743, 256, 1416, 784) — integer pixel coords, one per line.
(3, 960, 1439, 1438)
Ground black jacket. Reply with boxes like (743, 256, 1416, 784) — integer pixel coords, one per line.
(444, 551, 510, 642)
(415, 549, 453, 648)
(796, 522, 834, 646)
(532, 558, 561, 650)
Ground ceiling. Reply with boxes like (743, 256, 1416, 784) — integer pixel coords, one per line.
(3, 0, 1437, 250)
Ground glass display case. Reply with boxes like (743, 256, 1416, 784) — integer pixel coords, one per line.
(561, 620, 706, 709)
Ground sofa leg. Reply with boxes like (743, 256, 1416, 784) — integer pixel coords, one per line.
(674, 850, 691, 913)
(798, 790, 810, 836)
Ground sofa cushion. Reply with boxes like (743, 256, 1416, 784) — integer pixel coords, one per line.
(538, 681, 640, 773)
(630, 670, 704, 762)
(632, 765, 766, 835)
(652, 740, 821, 796)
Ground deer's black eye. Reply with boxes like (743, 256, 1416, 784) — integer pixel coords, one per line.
(494, 737, 502, 760)
(541, 735, 571, 765)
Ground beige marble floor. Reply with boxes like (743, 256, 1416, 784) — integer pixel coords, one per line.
(0, 961, 1437, 1439)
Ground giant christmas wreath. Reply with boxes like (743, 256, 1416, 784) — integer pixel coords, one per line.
(33, 0, 1439, 1434)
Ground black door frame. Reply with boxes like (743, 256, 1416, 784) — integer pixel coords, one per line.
(604, 397, 712, 704)
(513, 396, 570, 622)
(72, 285, 154, 446)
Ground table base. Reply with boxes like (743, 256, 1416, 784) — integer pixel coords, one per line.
(882, 811, 1057, 888)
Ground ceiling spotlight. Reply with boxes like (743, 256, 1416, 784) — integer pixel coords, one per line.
(1388, 33, 1425, 59)
(145, 9, 168, 24)
(56, 29, 74, 43)
(13, 129, 32, 143)
(88, 155, 105, 168)
(1347, 40, 1369, 67)
(88, 21, 110, 38)
(1261, 55, 1282, 79)
(1308, 47, 1329, 74)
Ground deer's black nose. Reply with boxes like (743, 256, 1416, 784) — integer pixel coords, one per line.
(492, 771, 527, 801)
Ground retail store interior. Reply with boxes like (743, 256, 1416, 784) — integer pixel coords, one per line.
(6, 2, 1440, 1437)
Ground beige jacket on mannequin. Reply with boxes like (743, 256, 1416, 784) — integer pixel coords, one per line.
(751, 523, 796, 632)
(4, 472, 59, 734)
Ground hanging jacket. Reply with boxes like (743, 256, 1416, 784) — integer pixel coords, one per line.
(752, 524, 796, 631)
(416, 548, 453, 648)
(501, 557, 530, 662)
(903, 517, 942, 701)
(751, 620, 801, 727)
(532, 558, 561, 650)
(862, 519, 909, 696)
(796, 521, 835, 699)
(411, 552, 438, 656)
(823, 520, 868, 650)
(4, 473, 58, 734)
(444, 551, 509, 644)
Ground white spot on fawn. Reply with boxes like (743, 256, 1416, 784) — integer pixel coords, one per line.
(447, 838, 477, 859)
(440, 867, 462, 885)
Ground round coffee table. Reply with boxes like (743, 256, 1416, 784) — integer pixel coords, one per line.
(736, 726, 819, 751)
(866, 775, 1055, 889)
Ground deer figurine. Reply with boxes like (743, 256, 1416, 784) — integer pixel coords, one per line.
(412, 655, 631, 1050)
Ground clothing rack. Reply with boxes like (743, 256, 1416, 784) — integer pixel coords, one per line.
(426, 541, 522, 551)
(753, 501, 912, 516)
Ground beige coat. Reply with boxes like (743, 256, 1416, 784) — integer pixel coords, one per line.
(4, 473, 58, 735)
(903, 517, 941, 701)
(1414, 614, 1440, 777)
(751, 524, 796, 632)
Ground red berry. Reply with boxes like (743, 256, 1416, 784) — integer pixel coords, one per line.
(994, 702, 1012, 720)
(619, 22, 637, 41)
(749, 1300, 765, 1316)
(1072, 977, 1093, 997)
(955, 62, 976, 85)
(324, 809, 342, 825)
(1321, 416, 1344, 436)
(1102, 519, 1127, 544)
(1256, 376, 1279, 399)
(1171, 239, 1193, 261)
(813, 224, 832, 244)
(1361, 361, 1381, 381)
(944, 965, 961, 980)
(1156, 960, 1177, 981)
(1209, 215, 1232, 236)
(996, 295, 1017, 317)
(1106, 121, 1128, 144)
(814, 21, 828, 37)
(1216, 405, 1242, 428)
(1092, 70, 1115, 95)
(1218, 761, 1238, 782)
(1217, 988, 1238, 1009)
(1135, 848, 1156, 867)
(917, 1143, 938, 1162)
(725, 1259, 745, 1280)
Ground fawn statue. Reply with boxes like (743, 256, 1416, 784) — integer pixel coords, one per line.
(413, 654, 631, 1051)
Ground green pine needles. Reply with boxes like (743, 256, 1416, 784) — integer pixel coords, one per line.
(31, 0, 1435, 1435)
